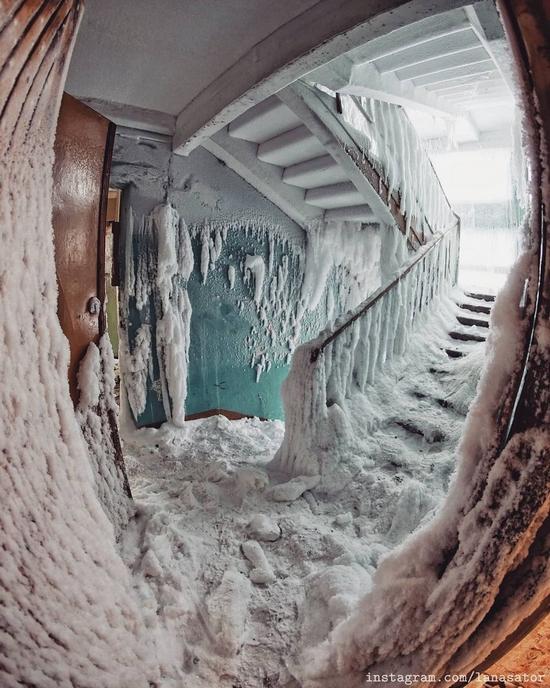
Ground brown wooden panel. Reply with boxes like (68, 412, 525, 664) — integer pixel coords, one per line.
(52, 93, 115, 403)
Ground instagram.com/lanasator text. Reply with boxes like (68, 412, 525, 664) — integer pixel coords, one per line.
(363, 671, 546, 685)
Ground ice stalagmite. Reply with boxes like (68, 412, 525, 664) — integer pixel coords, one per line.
(154, 204, 194, 427)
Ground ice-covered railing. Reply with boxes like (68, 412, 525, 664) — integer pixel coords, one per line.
(339, 94, 455, 241)
(270, 218, 460, 479)
(298, 79, 455, 246)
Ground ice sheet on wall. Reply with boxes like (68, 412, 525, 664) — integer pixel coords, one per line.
(119, 203, 194, 428)
(119, 206, 398, 426)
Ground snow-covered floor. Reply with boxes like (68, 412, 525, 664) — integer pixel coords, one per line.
(120, 293, 486, 687)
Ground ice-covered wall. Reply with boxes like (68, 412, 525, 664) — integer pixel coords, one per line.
(76, 335, 134, 538)
(113, 133, 392, 426)
(0, 7, 158, 685)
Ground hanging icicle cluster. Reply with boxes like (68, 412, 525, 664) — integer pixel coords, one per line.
(340, 95, 455, 237)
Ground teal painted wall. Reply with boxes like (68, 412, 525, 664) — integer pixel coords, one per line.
(185, 228, 326, 420)
(113, 134, 326, 426)
(113, 132, 383, 427)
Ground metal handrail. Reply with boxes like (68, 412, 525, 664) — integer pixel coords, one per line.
(310, 216, 460, 363)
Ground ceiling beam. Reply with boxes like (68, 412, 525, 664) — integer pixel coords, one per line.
(76, 97, 176, 136)
(311, 59, 458, 120)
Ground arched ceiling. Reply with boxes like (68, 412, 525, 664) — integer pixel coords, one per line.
(65, 0, 320, 116)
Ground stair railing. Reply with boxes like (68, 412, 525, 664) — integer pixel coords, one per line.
(337, 93, 456, 242)
(270, 216, 460, 479)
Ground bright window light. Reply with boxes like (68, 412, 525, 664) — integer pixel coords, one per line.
(430, 148, 512, 204)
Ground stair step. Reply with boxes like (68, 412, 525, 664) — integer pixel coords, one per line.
(445, 347, 465, 358)
(283, 154, 348, 188)
(305, 182, 364, 209)
(228, 96, 302, 143)
(324, 205, 376, 222)
(257, 125, 326, 167)
(465, 291, 496, 302)
(449, 330, 486, 343)
(459, 301, 492, 315)
(456, 314, 489, 328)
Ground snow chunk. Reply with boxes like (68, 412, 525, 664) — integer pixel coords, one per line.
(268, 475, 320, 502)
(207, 569, 251, 656)
(248, 514, 281, 542)
(241, 540, 276, 584)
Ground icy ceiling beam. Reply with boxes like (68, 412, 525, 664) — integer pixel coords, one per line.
(465, 4, 516, 95)
(310, 59, 458, 120)
(344, 9, 471, 65)
(172, 0, 467, 156)
(201, 129, 323, 229)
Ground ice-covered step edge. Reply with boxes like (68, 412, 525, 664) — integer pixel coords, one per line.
(228, 95, 302, 144)
(305, 182, 364, 209)
(257, 125, 326, 167)
(324, 205, 376, 222)
(283, 154, 349, 189)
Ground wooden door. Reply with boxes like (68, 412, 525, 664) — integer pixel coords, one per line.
(52, 93, 115, 403)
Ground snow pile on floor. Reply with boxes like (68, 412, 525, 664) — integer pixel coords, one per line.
(121, 291, 483, 687)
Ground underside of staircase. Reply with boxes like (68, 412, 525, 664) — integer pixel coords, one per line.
(202, 82, 441, 251)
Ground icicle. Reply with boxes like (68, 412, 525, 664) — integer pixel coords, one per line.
(228, 265, 236, 289)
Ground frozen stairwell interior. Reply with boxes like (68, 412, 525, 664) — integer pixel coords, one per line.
(200, 80, 467, 480)
(118, 78, 456, 428)
(202, 80, 455, 248)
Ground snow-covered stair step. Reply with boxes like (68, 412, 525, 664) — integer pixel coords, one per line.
(456, 313, 489, 329)
(449, 330, 486, 343)
(283, 154, 348, 188)
(324, 205, 377, 222)
(257, 125, 326, 167)
(305, 182, 364, 209)
(458, 300, 492, 315)
(465, 291, 496, 303)
(445, 347, 465, 358)
(228, 95, 302, 144)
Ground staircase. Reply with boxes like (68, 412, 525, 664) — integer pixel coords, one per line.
(202, 81, 455, 251)
(446, 291, 494, 358)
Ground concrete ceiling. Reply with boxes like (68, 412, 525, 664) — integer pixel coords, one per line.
(65, 0, 319, 116)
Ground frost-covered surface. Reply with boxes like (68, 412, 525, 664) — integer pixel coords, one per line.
(121, 205, 402, 423)
(119, 203, 193, 427)
(297, 248, 549, 687)
(121, 291, 484, 686)
(191, 218, 393, 383)
(272, 226, 459, 479)
(339, 95, 455, 237)
(0, 17, 158, 685)
(76, 335, 134, 537)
